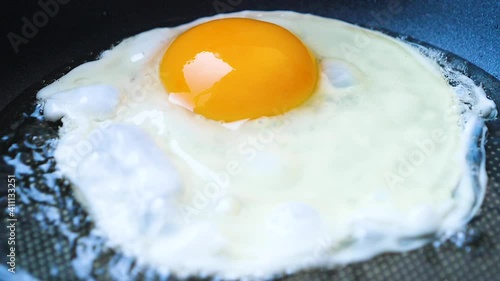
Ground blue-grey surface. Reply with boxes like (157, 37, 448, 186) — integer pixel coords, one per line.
(312, 0, 500, 79)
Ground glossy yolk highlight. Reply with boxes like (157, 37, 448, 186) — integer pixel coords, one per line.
(160, 18, 319, 122)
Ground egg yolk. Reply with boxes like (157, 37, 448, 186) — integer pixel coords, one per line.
(159, 18, 319, 122)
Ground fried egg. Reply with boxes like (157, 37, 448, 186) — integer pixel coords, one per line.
(37, 11, 496, 279)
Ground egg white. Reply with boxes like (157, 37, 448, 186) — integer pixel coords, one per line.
(37, 11, 495, 279)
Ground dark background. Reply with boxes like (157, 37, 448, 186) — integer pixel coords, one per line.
(0, 0, 499, 112)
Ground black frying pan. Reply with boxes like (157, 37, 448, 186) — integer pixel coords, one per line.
(1, 1, 499, 281)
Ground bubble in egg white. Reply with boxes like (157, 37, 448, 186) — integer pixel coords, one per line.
(322, 59, 358, 88)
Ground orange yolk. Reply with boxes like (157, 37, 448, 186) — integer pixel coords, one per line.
(159, 18, 319, 122)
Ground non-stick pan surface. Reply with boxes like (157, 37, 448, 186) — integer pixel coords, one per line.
(1, 1, 499, 281)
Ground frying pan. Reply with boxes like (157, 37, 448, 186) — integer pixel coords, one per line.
(1, 1, 499, 280)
